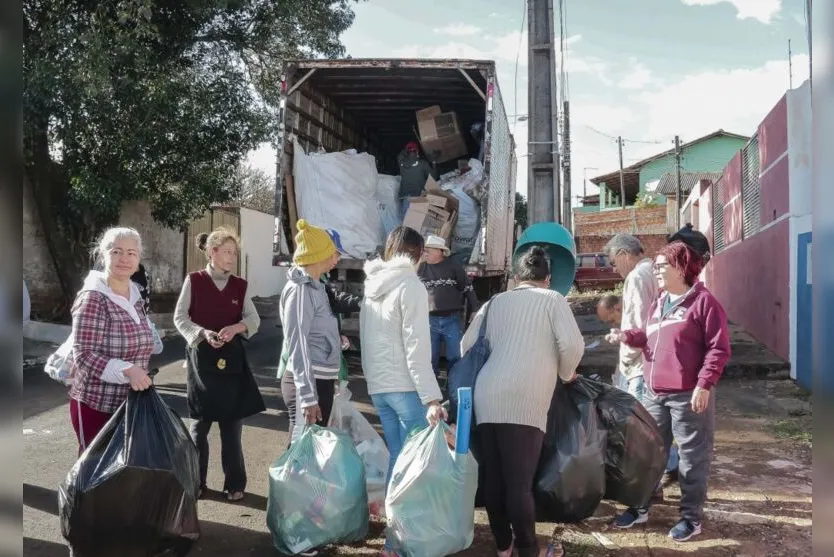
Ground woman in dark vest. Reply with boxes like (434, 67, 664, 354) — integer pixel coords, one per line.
(174, 227, 265, 502)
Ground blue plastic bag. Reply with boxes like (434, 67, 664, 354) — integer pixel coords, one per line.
(385, 423, 478, 557)
(266, 425, 369, 555)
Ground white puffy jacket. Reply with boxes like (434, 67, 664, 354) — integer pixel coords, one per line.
(359, 255, 443, 405)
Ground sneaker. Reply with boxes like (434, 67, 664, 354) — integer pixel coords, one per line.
(614, 508, 649, 529)
(669, 519, 702, 542)
(650, 485, 665, 503)
(300, 551, 319, 557)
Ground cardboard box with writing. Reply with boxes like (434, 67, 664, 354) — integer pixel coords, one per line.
(416, 106, 469, 164)
(402, 176, 459, 242)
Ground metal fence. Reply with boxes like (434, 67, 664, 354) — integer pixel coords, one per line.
(741, 134, 761, 239)
(712, 176, 725, 253)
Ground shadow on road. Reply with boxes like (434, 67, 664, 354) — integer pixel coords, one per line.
(23, 483, 59, 516)
(23, 538, 68, 557)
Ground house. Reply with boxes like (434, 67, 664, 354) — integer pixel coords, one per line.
(589, 129, 749, 209)
(652, 171, 722, 229)
(684, 81, 812, 390)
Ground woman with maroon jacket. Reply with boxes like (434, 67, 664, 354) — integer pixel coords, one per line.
(606, 241, 731, 542)
(69, 227, 155, 454)
(174, 228, 265, 502)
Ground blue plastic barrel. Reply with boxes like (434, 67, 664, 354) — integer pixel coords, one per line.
(513, 222, 577, 295)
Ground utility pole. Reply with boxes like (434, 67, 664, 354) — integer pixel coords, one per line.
(582, 167, 597, 200)
(562, 100, 572, 229)
(617, 136, 625, 208)
(788, 39, 793, 89)
(674, 135, 682, 228)
(527, 0, 561, 225)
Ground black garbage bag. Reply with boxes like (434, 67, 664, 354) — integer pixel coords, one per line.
(594, 382, 668, 508)
(59, 387, 200, 557)
(534, 379, 607, 523)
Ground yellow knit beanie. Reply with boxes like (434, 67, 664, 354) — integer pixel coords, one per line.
(293, 219, 336, 266)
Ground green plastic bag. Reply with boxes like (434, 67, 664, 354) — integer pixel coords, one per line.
(267, 425, 369, 555)
(385, 423, 479, 557)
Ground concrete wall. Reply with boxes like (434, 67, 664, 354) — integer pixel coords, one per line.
(118, 200, 185, 295)
(23, 181, 63, 315)
(786, 82, 813, 385)
(240, 207, 287, 298)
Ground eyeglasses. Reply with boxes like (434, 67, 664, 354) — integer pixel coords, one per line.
(652, 263, 670, 272)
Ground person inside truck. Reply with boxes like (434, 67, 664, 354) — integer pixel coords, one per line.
(596, 294, 622, 326)
(279, 220, 346, 456)
(417, 234, 480, 388)
(396, 141, 435, 218)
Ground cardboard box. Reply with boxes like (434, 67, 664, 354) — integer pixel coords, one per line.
(402, 177, 459, 241)
(416, 105, 469, 164)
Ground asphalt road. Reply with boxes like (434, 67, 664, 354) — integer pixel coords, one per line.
(22, 318, 387, 557)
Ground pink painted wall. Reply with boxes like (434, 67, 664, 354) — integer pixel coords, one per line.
(706, 218, 790, 360)
(759, 95, 788, 170)
(723, 152, 743, 245)
(698, 93, 794, 361)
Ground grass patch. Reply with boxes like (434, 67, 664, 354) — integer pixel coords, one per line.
(567, 283, 624, 301)
(771, 418, 812, 445)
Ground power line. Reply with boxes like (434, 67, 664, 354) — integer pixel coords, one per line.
(583, 124, 663, 145)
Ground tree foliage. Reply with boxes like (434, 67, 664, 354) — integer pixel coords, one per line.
(514, 192, 528, 230)
(228, 164, 275, 215)
(23, 0, 358, 307)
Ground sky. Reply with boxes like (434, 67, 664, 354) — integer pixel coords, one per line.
(247, 0, 811, 204)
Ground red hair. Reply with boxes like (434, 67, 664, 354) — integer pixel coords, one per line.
(658, 241, 704, 286)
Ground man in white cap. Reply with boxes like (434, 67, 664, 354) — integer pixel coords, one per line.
(417, 235, 480, 386)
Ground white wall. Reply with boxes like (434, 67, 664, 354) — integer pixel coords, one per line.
(787, 80, 813, 378)
(240, 207, 288, 298)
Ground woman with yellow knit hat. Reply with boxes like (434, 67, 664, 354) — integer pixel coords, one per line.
(279, 219, 349, 448)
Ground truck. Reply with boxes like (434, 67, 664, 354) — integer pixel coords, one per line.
(272, 59, 518, 336)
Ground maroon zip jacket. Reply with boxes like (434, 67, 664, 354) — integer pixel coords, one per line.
(622, 282, 731, 393)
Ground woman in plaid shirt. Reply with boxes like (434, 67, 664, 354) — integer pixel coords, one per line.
(69, 227, 155, 454)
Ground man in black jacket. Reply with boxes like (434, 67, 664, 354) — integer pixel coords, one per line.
(417, 234, 480, 382)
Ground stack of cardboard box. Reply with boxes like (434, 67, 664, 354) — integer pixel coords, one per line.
(402, 177, 459, 243)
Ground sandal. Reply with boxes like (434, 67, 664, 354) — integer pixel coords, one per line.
(226, 491, 244, 502)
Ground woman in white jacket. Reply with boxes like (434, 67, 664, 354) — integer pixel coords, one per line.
(360, 227, 447, 490)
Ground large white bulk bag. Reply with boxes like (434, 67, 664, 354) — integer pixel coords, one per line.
(292, 140, 383, 258)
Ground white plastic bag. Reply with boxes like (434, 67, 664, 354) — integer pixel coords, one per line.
(375, 174, 401, 239)
(44, 336, 74, 385)
(444, 186, 480, 258)
(385, 423, 478, 557)
(292, 140, 383, 258)
(328, 381, 389, 516)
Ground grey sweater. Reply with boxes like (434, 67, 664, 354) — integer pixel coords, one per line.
(417, 258, 480, 315)
(279, 266, 342, 409)
(462, 286, 585, 432)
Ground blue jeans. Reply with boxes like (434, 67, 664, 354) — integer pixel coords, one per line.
(370, 391, 428, 488)
(430, 314, 463, 376)
(616, 372, 679, 473)
(400, 197, 411, 219)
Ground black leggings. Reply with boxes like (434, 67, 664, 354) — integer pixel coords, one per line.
(280, 372, 335, 448)
(477, 423, 545, 557)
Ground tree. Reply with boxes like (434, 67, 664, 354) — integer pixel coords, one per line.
(514, 192, 528, 230)
(229, 164, 275, 215)
(24, 0, 358, 311)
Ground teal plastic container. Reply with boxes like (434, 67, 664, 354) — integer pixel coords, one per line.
(513, 222, 577, 295)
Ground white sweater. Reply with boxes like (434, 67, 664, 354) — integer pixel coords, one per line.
(359, 255, 443, 405)
(618, 258, 658, 379)
(462, 285, 585, 432)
